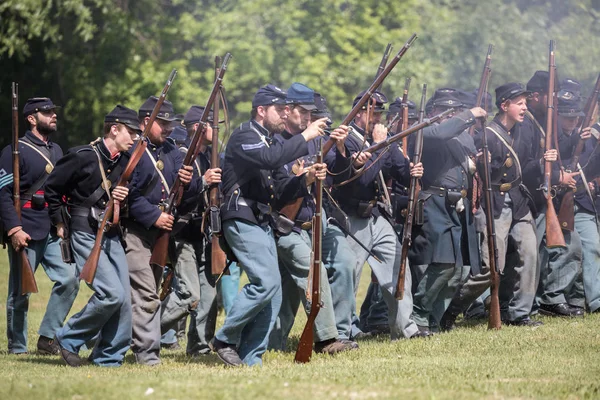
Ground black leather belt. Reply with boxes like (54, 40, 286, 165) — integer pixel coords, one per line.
(424, 186, 468, 198)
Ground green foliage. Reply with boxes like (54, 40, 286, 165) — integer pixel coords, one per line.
(1, 0, 600, 149)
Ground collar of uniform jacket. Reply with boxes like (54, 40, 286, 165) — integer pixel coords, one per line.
(97, 139, 122, 163)
(25, 130, 55, 149)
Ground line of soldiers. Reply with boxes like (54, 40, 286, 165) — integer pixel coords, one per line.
(1, 69, 598, 368)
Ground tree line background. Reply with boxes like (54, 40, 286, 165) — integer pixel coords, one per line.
(1, 0, 600, 150)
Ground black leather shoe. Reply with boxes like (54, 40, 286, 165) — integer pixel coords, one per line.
(56, 340, 85, 367)
(161, 341, 182, 350)
(505, 317, 543, 327)
(37, 336, 60, 355)
(440, 312, 458, 332)
(539, 303, 583, 318)
(567, 305, 585, 317)
(209, 338, 243, 367)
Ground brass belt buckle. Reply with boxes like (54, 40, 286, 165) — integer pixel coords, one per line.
(301, 221, 312, 231)
(499, 183, 512, 192)
(460, 189, 467, 198)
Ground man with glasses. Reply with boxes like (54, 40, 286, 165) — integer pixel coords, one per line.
(0, 97, 79, 355)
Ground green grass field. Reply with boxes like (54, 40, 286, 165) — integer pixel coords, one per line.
(0, 253, 599, 400)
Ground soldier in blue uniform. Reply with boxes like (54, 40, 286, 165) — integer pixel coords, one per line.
(0, 97, 79, 355)
(270, 83, 357, 354)
(408, 89, 487, 333)
(357, 96, 418, 337)
(442, 83, 546, 328)
(211, 84, 326, 366)
(160, 105, 220, 357)
(45, 105, 138, 366)
(332, 91, 425, 339)
(123, 96, 197, 366)
(519, 71, 582, 319)
(544, 87, 592, 316)
(572, 122, 600, 313)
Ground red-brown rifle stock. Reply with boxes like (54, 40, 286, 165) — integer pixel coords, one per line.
(149, 54, 232, 282)
(12, 82, 38, 294)
(395, 83, 426, 300)
(210, 55, 228, 275)
(473, 44, 501, 329)
(557, 72, 600, 231)
(294, 141, 323, 363)
(79, 69, 178, 284)
(543, 41, 567, 248)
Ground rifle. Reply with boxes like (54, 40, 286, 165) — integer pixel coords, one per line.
(395, 84, 426, 300)
(209, 56, 228, 276)
(280, 36, 416, 222)
(322, 33, 418, 156)
(375, 43, 393, 82)
(295, 140, 323, 363)
(468, 44, 493, 138)
(557, 72, 600, 231)
(470, 47, 501, 329)
(12, 82, 38, 294)
(400, 78, 411, 154)
(334, 109, 454, 188)
(150, 54, 232, 283)
(542, 40, 566, 248)
(79, 69, 178, 284)
(481, 116, 501, 330)
(363, 109, 453, 154)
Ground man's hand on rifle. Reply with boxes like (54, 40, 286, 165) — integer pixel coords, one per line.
(371, 123, 387, 143)
(112, 186, 129, 202)
(409, 162, 423, 178)
(559, 170, 580, 189)
(352, 151, 372, 168)
(8, 227, 30, 251)
(580, 126, 592, 140)
(543, 149, 558, 162)
(178, 165, 193, 186)
(470, 107, 488, 120)
(302, 118, 328, 142)
(204, 168, 222, 185)
(331, 125, 349, 155)
(305, 163, 327, 185)
(154, 213, 174, 231)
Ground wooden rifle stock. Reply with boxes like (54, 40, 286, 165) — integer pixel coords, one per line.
(12, 82, 38, 294)
(543, 41, 566, 248)
(400, 78, 411, 153)
(481, 121, 501, 329)
(322, 33, 418, 156)
(150, 54, 232, 274)
(468, 44, 493, 137)
(79, 69, 177, 284)
(557, 72, 600, 231)
(210, 56, 227, 276)
(473, 45, 501, 328)
(295, 141, 323, 363)
(395, 84, 426, 300)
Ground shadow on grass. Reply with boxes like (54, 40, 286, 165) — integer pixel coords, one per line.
(13, 355, 65, 365)
(123, 352, 226, 367)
